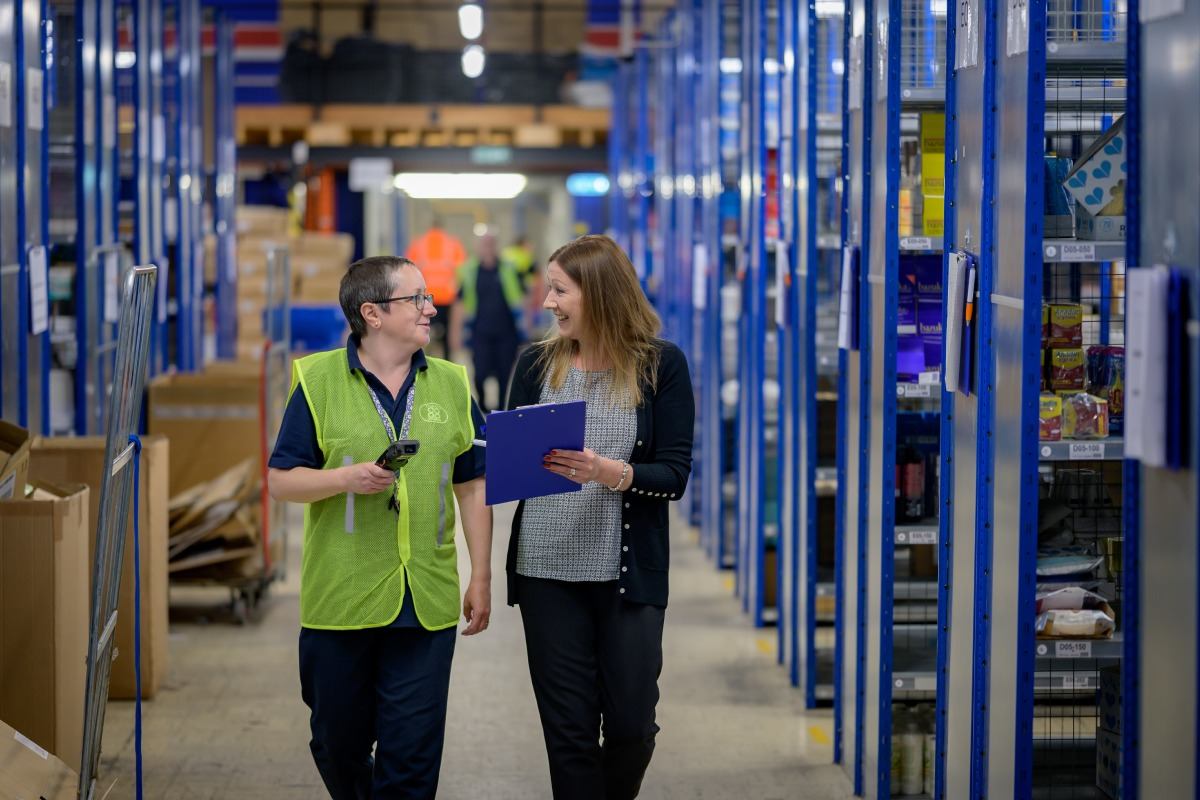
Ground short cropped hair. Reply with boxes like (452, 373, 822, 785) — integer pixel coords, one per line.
(339, 256, 414, 337)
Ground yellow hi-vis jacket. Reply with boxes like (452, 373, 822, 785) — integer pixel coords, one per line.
(291, 349, 474, 630)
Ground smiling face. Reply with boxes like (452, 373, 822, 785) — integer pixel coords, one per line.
(360, 263, 436, 350)
(543, 261, 585, 341)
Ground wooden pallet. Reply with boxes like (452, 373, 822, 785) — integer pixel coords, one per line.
(236, 104, 612, 151)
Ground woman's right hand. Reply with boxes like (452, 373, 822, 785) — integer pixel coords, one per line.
(340, 462, 397, 494)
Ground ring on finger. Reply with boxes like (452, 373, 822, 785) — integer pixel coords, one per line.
(570, 467, 576, 477)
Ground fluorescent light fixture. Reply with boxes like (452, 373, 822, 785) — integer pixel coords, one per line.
(566, 172, 610, 197)
(115, 50, 136, 69)
(719, 58, 742, 74)
(763, 58, 780, 75)
(473, 223, 490, 236)
(816, 0, 845, 18)
(458, 4, 484, 40)
(832, 58, 846, 76)
(392, 172, 527, 199)
(930, 0, 948, 16)
(462, 44, 486, 79)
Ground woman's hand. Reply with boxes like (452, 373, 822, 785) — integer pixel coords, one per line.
(543, 448, 613, 485)
(340, 462, 396, 494)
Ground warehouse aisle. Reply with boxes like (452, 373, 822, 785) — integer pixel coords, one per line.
(100, 506, 850, 799)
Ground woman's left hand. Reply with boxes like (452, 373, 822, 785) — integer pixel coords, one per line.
(543, 448, 604, 485)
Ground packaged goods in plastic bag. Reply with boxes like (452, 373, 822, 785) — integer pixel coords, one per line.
(1035, 586, 1111, 614)
(1036, 608, 1115, 639)
(1037, 548, 1105, 578)
(1062, 392, 1109, 439)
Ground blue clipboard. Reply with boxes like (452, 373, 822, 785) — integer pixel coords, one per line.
(484, 400, 587, 505)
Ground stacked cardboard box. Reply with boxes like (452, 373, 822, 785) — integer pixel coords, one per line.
(292, 232, 353, 303)
(0, 421, 31, 501)
(0, 718, 78, 798)
(0, 482, 89, 771)
(29, 437, 171, 700)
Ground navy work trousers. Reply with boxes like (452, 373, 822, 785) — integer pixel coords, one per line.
(299, 624, 456, 799)
(518, 576, 666, 800)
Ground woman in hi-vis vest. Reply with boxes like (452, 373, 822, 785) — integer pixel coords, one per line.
(268, 255, 492, 800)
(504, 235, 696, 799)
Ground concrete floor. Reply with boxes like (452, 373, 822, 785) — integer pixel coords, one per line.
(99, 505, 851, 799)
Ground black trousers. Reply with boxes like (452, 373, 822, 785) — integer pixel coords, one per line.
(299, 625, 456, 800)
(471, 329, 519, 413)
(518, 576, 666, 800)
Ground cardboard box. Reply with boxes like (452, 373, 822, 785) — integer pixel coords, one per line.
(0, 422, 31, 501)
(29, 438, 170, 701)
(919, 113, 945, 197)
(236, 205, 289, 237)
(1076, 210, 1126, 241)
(0, 483, 89, 771)
(292, 232, 354, 265)
(1096, 727, 1122, 800)
(1063, 116, 1126, 217)
(148, 371, 262, 495)
(0, 719, 77, 800)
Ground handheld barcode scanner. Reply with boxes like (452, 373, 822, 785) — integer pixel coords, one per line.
(377, 439, 420, 472)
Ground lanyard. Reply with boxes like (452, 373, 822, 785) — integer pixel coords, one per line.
(365, 373, 417, 444)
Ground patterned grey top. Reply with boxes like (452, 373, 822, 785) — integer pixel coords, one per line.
(516, 367, 637, 582)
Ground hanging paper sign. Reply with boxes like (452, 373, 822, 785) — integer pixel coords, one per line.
(956, 0, 980, 70)
(26, 68, 43, 131)
(1007, 0, 1030, 56)
(29, 245, 49, 335)
(104, 252, 120, 323)
(876, 7, 890, 101)
(0, 63, 12, 128)
(848, 36, 864, 111)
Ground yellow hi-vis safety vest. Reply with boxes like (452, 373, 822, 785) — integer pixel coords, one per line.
(291, 349, 474, 630)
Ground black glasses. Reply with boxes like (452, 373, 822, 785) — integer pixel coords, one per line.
(374, 292, 435, 311)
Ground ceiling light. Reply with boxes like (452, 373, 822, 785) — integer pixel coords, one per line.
(566, 173, 611, 197)
(816, 0, 845, 18)
(115, 50, 136, 69)
(462, 44, 485, 79)
(392, 173, 527, 199)
(458, 4, 484, 40)
(719, 58, 742, 74)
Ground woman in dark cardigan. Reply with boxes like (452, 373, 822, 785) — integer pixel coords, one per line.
(505, 235, 695, 800)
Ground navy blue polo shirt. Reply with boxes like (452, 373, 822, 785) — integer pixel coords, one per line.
(270, 336, 487, 627)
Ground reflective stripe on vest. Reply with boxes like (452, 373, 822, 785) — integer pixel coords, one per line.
(291, 349, 473, 630)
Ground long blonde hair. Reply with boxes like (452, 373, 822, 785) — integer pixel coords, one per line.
(534, 235, 661, 408)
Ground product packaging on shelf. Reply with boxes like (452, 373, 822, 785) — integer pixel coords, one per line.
(1086, 346, 1125, 435)
(1039, 393, 1063, 441)
(1044, 303, 1084, 347)
(1062, 393, 1110, 439)
(1049, 348, 1087, 391)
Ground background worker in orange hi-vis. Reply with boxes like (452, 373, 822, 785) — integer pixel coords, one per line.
(405, 219, 466, 358)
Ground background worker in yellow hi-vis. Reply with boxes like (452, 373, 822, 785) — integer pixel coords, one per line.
(268, 255, 492, 800)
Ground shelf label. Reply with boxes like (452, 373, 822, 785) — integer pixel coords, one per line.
(0, 63, 12, 128)
(901, 236, 934, 251)
(898, 528, 937, 545)
(1007, 0, 1030, 56)
(1069, 442, 1106, 461)
(1059, 242, 1097, 263)
(899, 383, 933, 398)
(1056, 641, 1093, 659)
(1070, 674, 1094, 689)
(918, 370, 941, 385)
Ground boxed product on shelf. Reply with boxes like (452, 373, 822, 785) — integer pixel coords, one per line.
(1096, 726, 1122, 799)
(1062, 115, 1126, 218)
(1062, 393, 1110, 439)
(897, 337, 926, 383)
(0, 482, 89, 771)
(915, 257, 942, 298)
(1098, 665, 1121, 735)
(1048, 348, 1086, 391)
(1044, 155, 1075, 238)
(1043, 303, 1083, 347)
(0, 420, 31, 500)
(1086, 346, 1125, 435)
(1076, 208, 1126, 242)
(236, 205, 290, 237)
(1039, 393, 1063, 441)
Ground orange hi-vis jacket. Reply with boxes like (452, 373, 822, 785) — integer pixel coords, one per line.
(406, 228, 467, 306)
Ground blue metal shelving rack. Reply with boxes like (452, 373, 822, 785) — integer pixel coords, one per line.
(213, 8, 238, 360)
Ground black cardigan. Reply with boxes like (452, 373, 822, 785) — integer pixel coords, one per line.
(504, 340, 695, 608)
